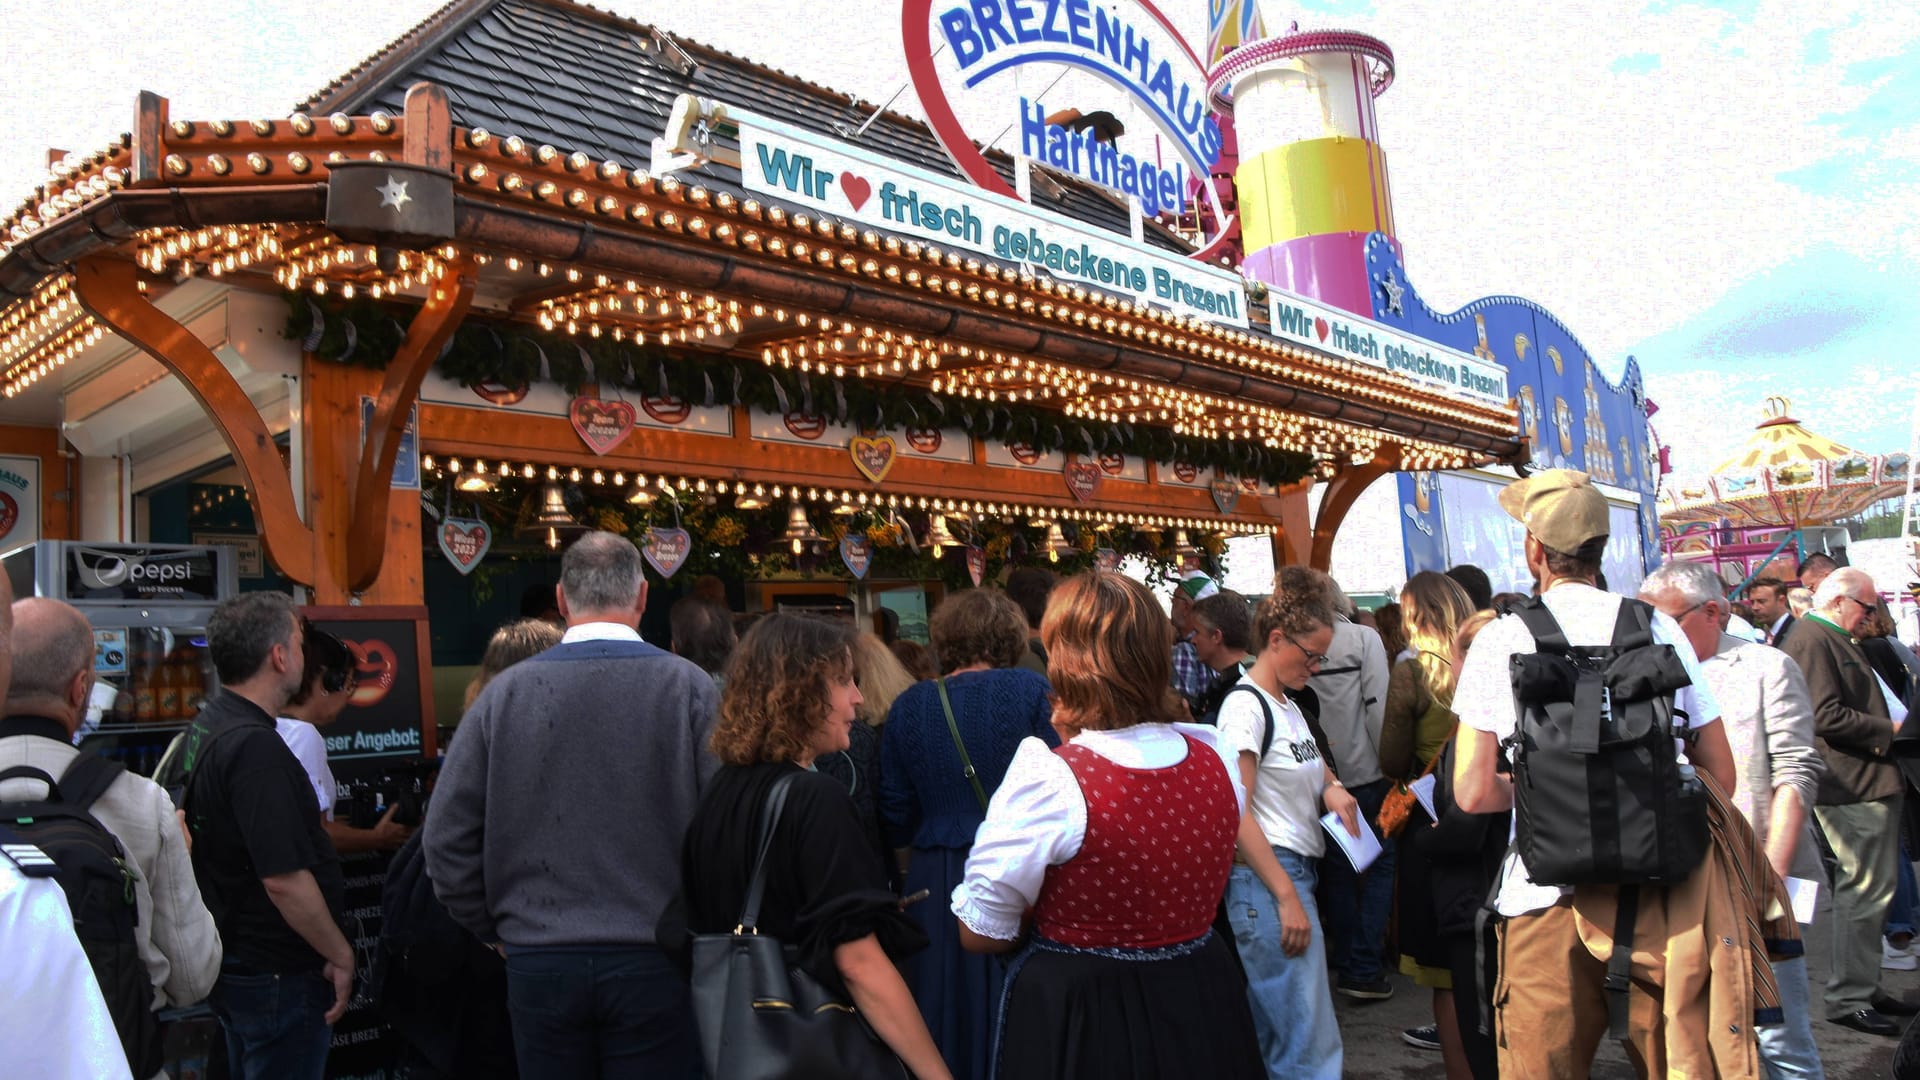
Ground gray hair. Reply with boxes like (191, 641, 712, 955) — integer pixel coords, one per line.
(207, 592, 298, 683)
(1812, 566, 1874, 611)
(560, 531, 645, 612)
(6, 599, 93, 703)
(1640, 561, 1725, 607)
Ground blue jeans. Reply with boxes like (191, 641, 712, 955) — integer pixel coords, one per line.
(1759, 955, 1825, 1079)
(1226, 847, 1343, 1080)
(208, 964, 334, 1080)
(1886, 841, 1916, 940)
(1317, 777, 1397, 984)
(505, 945, 696, 1080)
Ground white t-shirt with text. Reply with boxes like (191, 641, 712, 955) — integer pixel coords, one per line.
(1216, 676, 1328, 858)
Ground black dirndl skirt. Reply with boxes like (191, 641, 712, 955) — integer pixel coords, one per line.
(995, 930, 1263, 1080)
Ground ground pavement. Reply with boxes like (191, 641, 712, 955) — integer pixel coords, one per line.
(1341, 892, 1908, 1078)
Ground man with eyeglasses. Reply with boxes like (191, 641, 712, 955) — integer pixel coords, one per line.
(1780, 566, 1911, 1035)
(1640, 561, 1829, 1068)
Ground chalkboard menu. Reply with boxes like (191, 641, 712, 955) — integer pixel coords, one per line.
(302, 607, 435, 1080)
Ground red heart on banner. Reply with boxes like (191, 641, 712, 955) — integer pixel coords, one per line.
(1065, 461, 1101, 503)
(841, 172, 873, 212)
(569, 396, 637, 455)
(438, 517, 492, 575)
(1314, 317, 1330, 343)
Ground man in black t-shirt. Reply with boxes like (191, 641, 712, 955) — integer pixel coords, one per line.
(182, 593, 351, 1080)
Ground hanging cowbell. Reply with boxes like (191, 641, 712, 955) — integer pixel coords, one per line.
(784, 502, 822, 555)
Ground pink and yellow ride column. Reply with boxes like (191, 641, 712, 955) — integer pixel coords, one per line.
(1207, 28, 1397, 317)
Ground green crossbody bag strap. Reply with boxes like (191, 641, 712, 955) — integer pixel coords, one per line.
(936, 676, 990, 811)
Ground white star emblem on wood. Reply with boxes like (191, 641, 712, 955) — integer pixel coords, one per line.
(1379, 270, 1406, 316)
(378, 176, 412, 212)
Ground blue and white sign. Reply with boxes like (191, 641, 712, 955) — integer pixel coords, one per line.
(737, 108, 1249, 326)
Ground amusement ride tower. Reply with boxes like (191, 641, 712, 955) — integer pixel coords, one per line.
(1207, 27, 1398, 317)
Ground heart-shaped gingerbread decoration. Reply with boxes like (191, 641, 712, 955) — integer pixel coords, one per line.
(850, 435, 897, 485)
(1064, 461, 1100, 503)
(643, 527, 692, 579)
(438, 517, 492, 575)
(569, 396, 637, 455)
(1210, 479, 1239, 515)
(840, 534, 872, 579)
(965, 545, 986, 587)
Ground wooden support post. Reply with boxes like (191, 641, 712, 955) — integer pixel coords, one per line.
(71, 255, 317, 585)
(344, 253, 474, 593)
(1265, 481, 1312, 567)
(1309, 447, 1400, 572)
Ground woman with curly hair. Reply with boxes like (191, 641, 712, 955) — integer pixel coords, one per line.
(1219, 565, 1361, 1080)
(952, 572, 1262, 1079)
(677, 614, 950, 1080)
(879, 588, 1055, 1080)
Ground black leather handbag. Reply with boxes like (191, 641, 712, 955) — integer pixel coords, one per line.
(689, 773, 910, 1080)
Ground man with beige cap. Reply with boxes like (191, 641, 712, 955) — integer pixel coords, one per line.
(1451, 469, 1746, 1076)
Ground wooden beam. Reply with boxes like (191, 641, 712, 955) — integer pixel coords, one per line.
(345, 253, 476, 591)
(1309, 448, 1399, 571)
(1265, 481, 1312, 567)
(71, 255, 316, 585)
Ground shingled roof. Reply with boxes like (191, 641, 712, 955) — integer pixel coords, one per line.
(301, 0, 1192, 254)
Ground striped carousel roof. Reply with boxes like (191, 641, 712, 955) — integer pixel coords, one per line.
(1657, 396, 1912, 528)
(1711, 396, 1859, 475)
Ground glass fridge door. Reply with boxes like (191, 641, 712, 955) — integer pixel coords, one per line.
(80, 625, 216, 777)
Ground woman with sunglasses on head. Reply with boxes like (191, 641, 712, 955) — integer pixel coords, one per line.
(1219, 565, 1360, 1080)
(276, 621, 411, 854)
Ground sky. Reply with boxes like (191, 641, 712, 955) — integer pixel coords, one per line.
(0, 0, 1915, 483)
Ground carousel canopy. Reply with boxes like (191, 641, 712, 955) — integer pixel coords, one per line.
(1657, 396, 1911, 527)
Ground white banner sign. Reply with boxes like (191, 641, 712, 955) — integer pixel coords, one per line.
(736, 109, 1249, 327)
(1268, 293, 1509, 405)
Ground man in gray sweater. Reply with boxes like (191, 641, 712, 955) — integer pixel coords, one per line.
(425, 531, 720, 1078)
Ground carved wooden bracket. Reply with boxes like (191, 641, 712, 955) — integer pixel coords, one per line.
(1309, 447, 1401, 572)
(345, 254, 474, 591)
(71, 256, 319, 586)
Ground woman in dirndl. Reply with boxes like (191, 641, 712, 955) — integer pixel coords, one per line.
(950, 571, 1262, 1079)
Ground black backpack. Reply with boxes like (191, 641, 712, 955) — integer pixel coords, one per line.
(0, 754, 163, 1077)
(1505, 596, 1707, 889)
(1504, 595, 1709, 1042)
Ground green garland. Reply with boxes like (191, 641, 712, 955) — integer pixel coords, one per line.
(288, 296, 1315, 487)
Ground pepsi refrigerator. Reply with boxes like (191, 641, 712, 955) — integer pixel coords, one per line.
(2, 540, 238, 776)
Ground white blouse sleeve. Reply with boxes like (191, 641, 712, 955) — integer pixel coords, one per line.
(950, 736, 1086, 941)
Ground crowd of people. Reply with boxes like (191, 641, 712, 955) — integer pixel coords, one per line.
(6, 467, 1920, 1079)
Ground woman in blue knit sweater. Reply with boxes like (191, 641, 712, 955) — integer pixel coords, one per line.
(880, 588, 1056, 1080)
